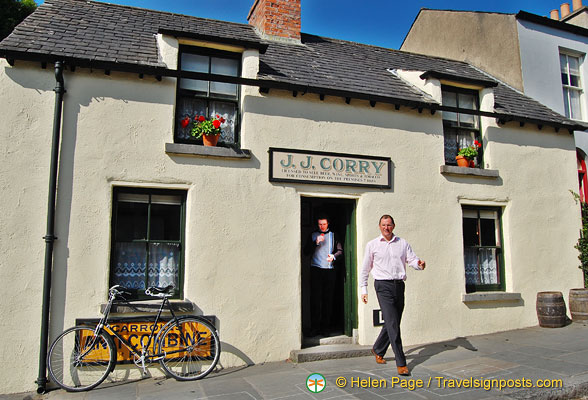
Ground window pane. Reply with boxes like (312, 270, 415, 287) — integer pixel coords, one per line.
(570, 89, 582, 119)
(480, 217, 497, 246)
(182, 53, 209, 73)
(211, 57, 239, 76)
(568, 56, 580, 76)
(442, 91, 457, 123)
(479, 248, 498, 284)
(560, 54, 568, 74)
(463, 217, 479, 246)
(180, 53, 209, 93)
(180, 78, 208, 94)
(210, 101, 237, 144)
(562, 72, 570, 86)
(444, 126, 458, 164)
(563, 88, 571, 118)
(458, 93, 476, 110)
(150, 203, 181, 241)
(112, 242, 147, 290)
(148, 243, 180, 289)
(115, 200, 148, 241)
(176, 97, 207, 141)
(210, 82, 238, 98)
(464, 247, 479, 284)
(210, 57, 239, 98)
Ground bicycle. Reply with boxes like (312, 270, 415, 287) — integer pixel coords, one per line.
(47, 285, 220, 392)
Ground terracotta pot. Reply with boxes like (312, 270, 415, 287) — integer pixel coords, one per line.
(469, 159, 475, 168)
(456, 155, 469, 167)
(202, 134, 220, 147)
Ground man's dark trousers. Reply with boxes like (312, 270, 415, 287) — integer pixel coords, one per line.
(373, 279, 406, 367)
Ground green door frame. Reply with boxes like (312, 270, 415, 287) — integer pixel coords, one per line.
(343, 205, 358, 336)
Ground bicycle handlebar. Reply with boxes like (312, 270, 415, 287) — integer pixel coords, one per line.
(109, 285, 175, 298)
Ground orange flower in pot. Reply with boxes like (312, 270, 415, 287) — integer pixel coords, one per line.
(190, 114, 226, 146)
(456, 140, 481, 167)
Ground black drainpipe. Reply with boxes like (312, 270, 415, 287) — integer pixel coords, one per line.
(36, 60, 65, 394)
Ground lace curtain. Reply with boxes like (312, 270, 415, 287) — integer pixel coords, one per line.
(464, 248, 498, 285)
(112, 242, 179, 289)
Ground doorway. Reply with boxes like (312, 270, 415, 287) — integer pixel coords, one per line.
(301, 197, 357, 343)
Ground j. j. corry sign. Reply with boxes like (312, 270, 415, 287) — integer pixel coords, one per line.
(269, 148, 391, 189)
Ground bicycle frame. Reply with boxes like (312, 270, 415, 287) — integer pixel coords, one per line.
(87, 290, 182, 374)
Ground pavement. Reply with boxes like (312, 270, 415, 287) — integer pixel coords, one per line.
(3, 321, 588, 400)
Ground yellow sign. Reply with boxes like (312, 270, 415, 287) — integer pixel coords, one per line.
(78, 320, 213, 363)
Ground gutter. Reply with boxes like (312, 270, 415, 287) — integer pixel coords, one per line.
(36, 60, 65, 394)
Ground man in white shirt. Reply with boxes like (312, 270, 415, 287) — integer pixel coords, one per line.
(360, 215, 426, 376)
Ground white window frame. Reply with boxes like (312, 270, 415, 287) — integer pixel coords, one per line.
(560, 51, 584, 121)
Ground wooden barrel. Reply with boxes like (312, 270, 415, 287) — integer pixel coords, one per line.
(536, 291, 567, 328)
(569, 288, 588, 322)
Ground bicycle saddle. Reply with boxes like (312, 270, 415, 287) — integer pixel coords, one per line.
(145, 285, 175, 297)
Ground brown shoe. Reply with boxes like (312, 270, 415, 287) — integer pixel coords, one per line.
(397, 366, 410, 376)
(371, 349, 386, 364)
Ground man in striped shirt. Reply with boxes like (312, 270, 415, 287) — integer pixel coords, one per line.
(360, 215, 426, 376)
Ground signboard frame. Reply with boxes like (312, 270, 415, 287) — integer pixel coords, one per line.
(268, 147, 392, 189)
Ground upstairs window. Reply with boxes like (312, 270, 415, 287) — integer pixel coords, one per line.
(462, 207, 504, 293)
(442, 86, 483, 167)
(560, 52, 584, 120)
(175, 46, 241, 146)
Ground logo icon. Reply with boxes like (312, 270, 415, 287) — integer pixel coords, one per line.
(306, 373, 326, 393)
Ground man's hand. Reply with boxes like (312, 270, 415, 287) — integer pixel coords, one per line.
(316, 234, 325, 245)
(327, 254, 335, 262)
(361, 294, 368, 304)
(418, 260, 426, 270)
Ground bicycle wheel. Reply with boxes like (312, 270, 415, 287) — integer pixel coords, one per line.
(157, 317, 220, 381)
(47, 326, 115, 391)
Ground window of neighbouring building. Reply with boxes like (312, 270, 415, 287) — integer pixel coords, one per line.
(462, 206, 504, 293)
(110, 187, 185, 299)
(442, 86, 483, 167)
(175, 46, 241, 146)
(560, 52, 584, 120)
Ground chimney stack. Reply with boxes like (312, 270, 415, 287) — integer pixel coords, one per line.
(573, 0, 583, 11)
(550, 9, 560, 19)
(561, 2, 571, 17)
(248, 0, 301, 43)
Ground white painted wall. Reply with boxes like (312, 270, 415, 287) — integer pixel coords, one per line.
(517, 19, 588, 155)
(0, 54, 582, 394)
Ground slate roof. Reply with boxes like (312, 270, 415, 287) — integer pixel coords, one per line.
(0, 0, 581, 130)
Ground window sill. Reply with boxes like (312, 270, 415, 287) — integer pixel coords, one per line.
(462, 292, 522, 303)
(165, 143, 252, 159)
(101, 301, 196, 314)
(440, 165, 499, 178)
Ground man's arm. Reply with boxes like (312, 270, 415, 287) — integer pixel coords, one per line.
(359, 241, 373, 303)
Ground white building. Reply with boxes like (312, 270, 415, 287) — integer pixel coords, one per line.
(0, 0, 584, 394)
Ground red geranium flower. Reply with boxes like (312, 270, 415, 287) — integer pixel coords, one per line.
(212, 119, 221, 129)
(180, 116, 190, 128)
(474, 140, 481, 147)
(198, 115, 206, 122)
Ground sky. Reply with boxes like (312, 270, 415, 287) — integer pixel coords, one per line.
(36, 0, 570, 49)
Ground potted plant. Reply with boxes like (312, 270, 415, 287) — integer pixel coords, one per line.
(456, 140, 482, 167)
(180, 114, 226, 146)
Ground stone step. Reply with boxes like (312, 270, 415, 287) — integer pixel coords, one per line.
(290, 343, 373, 363)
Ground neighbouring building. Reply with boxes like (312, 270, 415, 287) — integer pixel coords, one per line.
(0, 0, 584, 394)
(401, 2, 588, 200)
